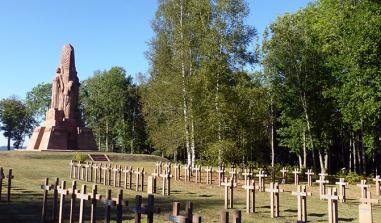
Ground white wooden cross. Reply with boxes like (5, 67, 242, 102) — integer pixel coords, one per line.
(335, 178, 348, 203)
(292, 168, 301, 185)
(102, 164, 111, 185)
(265, 182, 284, 218)
(242, 178, 256, 213)
(77, 161, 82, 180)
(77, 184, 90, 223)
(241, 168, 253, 183)
(41, 178, 53, 222)
(256, 170, 267, 192)
(88, 184, 102, 223)
(156, 161, 162, 175)
(357, 180, 371, 199)
(280, 167, 288, 184)
(123, 166, 133, 189)
(217, 165, 225, 186)
(204, 166, 213, 185)
(316, 176, 329, 200)
(292, 185, 311, 222)
(221, 177, 237, 209)
(67, 181, 79, 223)
(229, 167, 237, 184)
(112, 165, 122, 187)
(93, 163, 100, 184)
(135, 167, 145, 191)
(305, 169, 314, 186)
(373, 175, 381, 196)
(69, 160, 75, 179)
(164, 162, 171, 174)
(57, 181, 69, 223)
(103, 189, 116, 223)
(173, 163, 180, 181)
(84, 162, 90, 182)
(160, 171, 172, 196)
(6, 169, 14, 202)
(193, 165, 201, 183)
(359, 191, 379, 223)
(322, 187, 339, 223)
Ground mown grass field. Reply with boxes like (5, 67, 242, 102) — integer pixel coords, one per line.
(0, 151, 380, 222)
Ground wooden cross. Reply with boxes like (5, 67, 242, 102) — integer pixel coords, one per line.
(132, 194, 160, 223)
(280, 167, 288, 184)
(217, 165, 225, 186)
(6, 169, 14, 202)
(265, 182, 284, 218)
(77, 161, 83, 180)
(123, 166, 133, 189)
(41, 178, 53, 223)
(69, 160, 75, 179)
(357, 180, 371, 199)
(156, 161, 162, 175)
(193, 165, 201, 183)
(166, 201, 198, 223)
(77, 184, 90, 223)
(292, 168, 301, 185)
(173, 163, 181, 181)
(84, 162, 90, 182)
(292, 185, 311, 222)
(160, 171, 172, 196)
(322, 187, 339, 223)
(229, 167, 237, 184)
(135, 167, 145, 191)
(305, 169, 314, 186)
(373, 175, 381, 196)
(316, 176, 329, 200)
(205, 166, 213, 185)
(242, 168, 253, 183)
(147, 175, 156, 194)
(335, 178, 348, 203)
(51, 178, 60, 222)
(113, 189, 127, 223)
(93, 163, 101, 184)
(112, 165, 122, 187)
(164, 162, 171, 174)
(184, 164, 191, 182)
(102, 164, 110, 185)
(0, 167, 4, 201)
(256, 170, 267, 192)
(359, 191, 379, 223)
(221, 177, 237, 209)
(88, 184, 102, 223)
(67, 180, 79, 223)
(57, 181, 69, 223)
(242, 178, 256, 213)
(103, 189, 116, 223)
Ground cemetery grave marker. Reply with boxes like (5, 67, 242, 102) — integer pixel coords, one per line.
(160, 170, 172, 196)
(316, 175, 329, 200)
(69, 160, 75, 179)
(156, 161, 163, 175)
(68, 181, 79, 223)
(194, 165, 201, 183)
(123, 166, 133, 189)
(88, 184, 102, 223)
(132, 194, 160, 223)
(373, 175, 381, 196)
(0, 168, 4, 201)
(41, 178, 53, 222)
(357, 179, 371, 199)
(217, 165, 225, 186)
(220, 209, 242, 223)
(205, 166, 213, 185)
(6, 169, 14, 202)
(241, 178, 255, 213)
(322, 187, 339, 223)
(103, 189, 116, 223)
(184, 164, 191, 182)
(88, 154, 110, 162)
(256, 170, 267, 192)
(94, 163, 101, 184)
(135, 167, 145, 191)
(292, 168, 301, 185)
(359, 191, 379, 223)
(241, 168, 252, 184)
(280, 167, 288, 184)
(335, 178, 348, 203)
(57, 181, 69, 223)
(166, 201, 201, 223)
(229, 167, 237, 184)
(165, 162, 171, 174)
(292, 185, 311, 223)
(147, 176, 156, 194)
(77, 184, 90, 223)
(222, 177, 237, 209)
(112, 165, 122, 187)
(174, 163, 181, 180)
(305, 169, 314, 186)
(265, 182, 284, 218)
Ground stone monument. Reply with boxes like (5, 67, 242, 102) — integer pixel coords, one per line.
(27, 44, 96, 151)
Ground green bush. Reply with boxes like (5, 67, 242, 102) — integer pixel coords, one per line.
(151, 149, 162, 157)
(73, 153, 87, 162)
(336, 170, 363, 184)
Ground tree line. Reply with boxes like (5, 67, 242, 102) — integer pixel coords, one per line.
(0, 0, 380, 175)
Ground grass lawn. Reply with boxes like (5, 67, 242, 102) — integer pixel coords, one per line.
(0, 151, 380, 222)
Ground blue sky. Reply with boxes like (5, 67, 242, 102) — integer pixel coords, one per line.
(0, 0, 313, 147)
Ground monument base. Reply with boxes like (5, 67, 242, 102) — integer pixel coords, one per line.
(27, 109, 97, 151)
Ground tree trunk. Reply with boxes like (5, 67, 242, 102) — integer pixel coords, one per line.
(7, 135, 11, 151)
(318, 150, 325, 172)
(353, 133, 357, 173)
(303, 129, 307, 168)
(298, 155, 303, 169)
(179, 0, 191, 167)
(324, 148, 328, 171)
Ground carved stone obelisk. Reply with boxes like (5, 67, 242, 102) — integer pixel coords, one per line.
(27, 44, 96, 151)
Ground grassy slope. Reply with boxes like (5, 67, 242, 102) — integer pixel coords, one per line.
(0, 151, 380, 223)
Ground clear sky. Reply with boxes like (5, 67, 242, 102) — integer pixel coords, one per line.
(0, 0, 313, 147)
